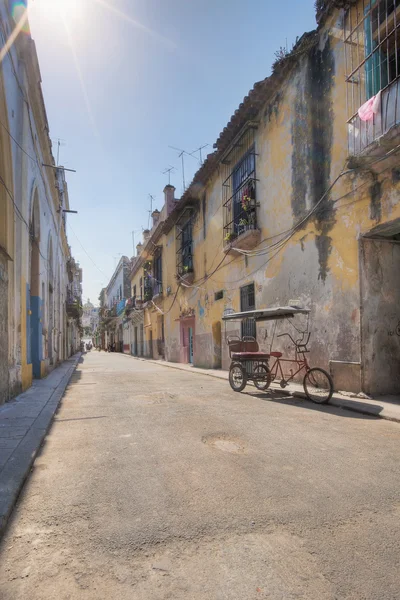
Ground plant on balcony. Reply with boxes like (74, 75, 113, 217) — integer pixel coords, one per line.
(241, 193, 252, 212)
(143, 260, 152, 274)
(224, 231, 237, 243)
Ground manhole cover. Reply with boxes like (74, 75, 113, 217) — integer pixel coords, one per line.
(202, 434, 246, 454)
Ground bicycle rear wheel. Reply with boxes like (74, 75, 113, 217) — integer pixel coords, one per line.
(253, 364, 272, 391)
(303, 368, 333, 404)
(229, 363, 247, 392)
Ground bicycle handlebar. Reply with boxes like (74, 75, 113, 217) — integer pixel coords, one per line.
(277, 332, 311, 348)
(277, 333, 296, 344)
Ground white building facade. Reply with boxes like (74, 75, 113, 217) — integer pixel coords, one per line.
(0, 3, 80, 403)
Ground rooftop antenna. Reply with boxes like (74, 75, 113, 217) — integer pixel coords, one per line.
(147, 194, 156, 228)
(169, 145, 192, 192)
(53, 138, 66, 166)
(190, 144, 209, 166)
(113, 253, 122, 269)
(162, 165, 176, 185)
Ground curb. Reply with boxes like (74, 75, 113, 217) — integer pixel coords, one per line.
(129, 355, 400, 424)
(0, 354, 81, 538)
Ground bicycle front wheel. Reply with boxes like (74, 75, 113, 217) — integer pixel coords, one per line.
(303, 368, 333, 404)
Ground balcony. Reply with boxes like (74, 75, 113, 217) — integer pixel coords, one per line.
(66, 298, 81, 320)
(348, 79, 400, 158)
(116, 298, 126, 316)
(223, 178, 260, 254)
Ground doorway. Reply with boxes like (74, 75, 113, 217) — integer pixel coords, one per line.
(188, 327, 193, 364)
(360, 233, 400, 395)
(30, 195, 42, 378)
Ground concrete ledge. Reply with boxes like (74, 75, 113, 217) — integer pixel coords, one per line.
(0, 354, 80, 538)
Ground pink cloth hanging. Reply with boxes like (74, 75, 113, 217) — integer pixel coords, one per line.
(358, 91, 381, 122)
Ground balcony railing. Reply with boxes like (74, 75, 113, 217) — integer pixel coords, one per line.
(223, 177, 260, 252)
(116, 298, 126, 316)
(348, 79, 400, 155)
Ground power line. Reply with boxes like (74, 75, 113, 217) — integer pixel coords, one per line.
(67, 223, 110, 280)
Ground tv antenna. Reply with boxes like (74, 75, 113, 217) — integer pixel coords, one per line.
(147, 194, 156, 228)
(113, 253, 122, 269)
(162, 165, 176, 185)
(131, 229, 141, 256)
(190, 144, 209, 165)
(53, 138, 66, 166)
(168, 145, 193, 192)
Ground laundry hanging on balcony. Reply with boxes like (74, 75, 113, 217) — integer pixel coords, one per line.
(358, 91, 381, 122)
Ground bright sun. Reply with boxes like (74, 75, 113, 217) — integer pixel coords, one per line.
(29, 0, 84, 22)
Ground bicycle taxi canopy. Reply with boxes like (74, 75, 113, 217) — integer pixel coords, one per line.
(222, 306, 310, 322)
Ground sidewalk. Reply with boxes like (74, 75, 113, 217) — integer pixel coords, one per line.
(131, 356, 400, 423)
(0, 354, 80, 537)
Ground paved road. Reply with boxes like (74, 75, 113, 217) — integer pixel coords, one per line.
(0, 352, 399, 599)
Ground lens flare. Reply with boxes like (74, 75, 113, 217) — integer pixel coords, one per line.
(11, 1, 30, 34)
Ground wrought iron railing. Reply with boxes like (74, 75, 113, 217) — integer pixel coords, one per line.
(176, 236, 194, 276)
(344, 0, 400, 154)
(223, 177, 257, 243)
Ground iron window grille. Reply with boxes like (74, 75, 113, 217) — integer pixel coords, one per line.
(222, 125, 258, 243)
(144, 276, 153, 302)
(240, 282, 256, 339)
(176, 218, 194, 276)
(345, 0, 400, 151)
(153, 249, 163, 296)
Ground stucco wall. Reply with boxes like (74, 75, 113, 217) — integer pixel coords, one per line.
(125, 2, 400, 394)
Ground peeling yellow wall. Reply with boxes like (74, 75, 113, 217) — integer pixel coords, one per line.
(129, 1, 400, 387)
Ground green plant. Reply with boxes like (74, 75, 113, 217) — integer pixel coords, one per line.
(239, 218, 248, 226)
(224, 232, 237, 243)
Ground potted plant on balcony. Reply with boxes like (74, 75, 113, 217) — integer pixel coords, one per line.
(238, 218, 249, 232)
(224, 231, 237, 244)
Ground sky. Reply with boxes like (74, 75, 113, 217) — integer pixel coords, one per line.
(27, 0, 317, 305)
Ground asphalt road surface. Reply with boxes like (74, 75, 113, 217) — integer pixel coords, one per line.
(1, 352, 399, 599)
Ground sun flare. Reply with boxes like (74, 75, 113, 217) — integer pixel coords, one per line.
(29, 0, 84, 22)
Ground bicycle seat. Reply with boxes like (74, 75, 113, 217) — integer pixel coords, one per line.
(231, 352, 270, 360)
(270, 351, 283, 358)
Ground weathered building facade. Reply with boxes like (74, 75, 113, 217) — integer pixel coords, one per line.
(100, 256, 131, 352)
(0, 3, 80, 404)
(124, 0, 400, 396)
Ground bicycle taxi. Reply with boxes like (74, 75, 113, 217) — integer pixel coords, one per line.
(222, 306, 333, 404)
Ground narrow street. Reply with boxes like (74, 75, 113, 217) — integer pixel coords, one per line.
(0, 352, 399, 600)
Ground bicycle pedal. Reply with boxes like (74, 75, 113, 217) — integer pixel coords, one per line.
(279, 380, 288, 388)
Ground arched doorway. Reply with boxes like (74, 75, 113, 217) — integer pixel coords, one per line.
(29, 191, 42, 378)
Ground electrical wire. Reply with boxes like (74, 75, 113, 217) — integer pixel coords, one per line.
(67, 224, 109, 280)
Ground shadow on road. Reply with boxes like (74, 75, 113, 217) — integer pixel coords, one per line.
(243, 389, 377, 420)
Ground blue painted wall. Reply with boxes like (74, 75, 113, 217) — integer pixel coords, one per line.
(26, 283, 31, 365)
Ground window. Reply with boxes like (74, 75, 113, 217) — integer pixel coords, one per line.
(139, 277, 143, 300)
(222, 125, 257, 243)
(345, 0, 400, 114)
(153, 249, 163, 295)
(133, 284, 136, 299)
(202, 193, 207, 239)
(240, 283, 256, 339)
(176, 219, 193, 276)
